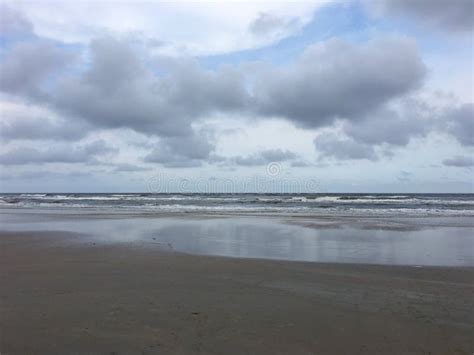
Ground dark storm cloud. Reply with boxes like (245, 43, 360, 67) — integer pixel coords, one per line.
(373, 0, 473, 32)
(253, 37, 426, 128)
(314, 134, 377, 161)
(443, 156, 474, 168)
(0, 140, 116, 165)
(444, 103, 474, 146)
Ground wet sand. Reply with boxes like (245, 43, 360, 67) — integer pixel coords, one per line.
(2, 210, 473, 266)
(1, 230, 473, 355)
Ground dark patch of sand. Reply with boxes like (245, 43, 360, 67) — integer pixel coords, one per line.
(1, 231, 473, 354)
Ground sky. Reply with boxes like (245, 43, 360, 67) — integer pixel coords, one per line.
(0, 0, 472, 193)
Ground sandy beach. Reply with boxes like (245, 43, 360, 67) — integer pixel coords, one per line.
(1, 225, 473, 354)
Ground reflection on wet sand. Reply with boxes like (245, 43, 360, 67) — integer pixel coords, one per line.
(1, 209, 473, 266)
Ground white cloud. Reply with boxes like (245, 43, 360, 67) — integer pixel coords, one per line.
(7, 0, 330, 55)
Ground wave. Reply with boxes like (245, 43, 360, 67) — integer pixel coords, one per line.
(2, 199, 474, 217)
(1, 193, 473, 219)
(19, 193, 47, 198)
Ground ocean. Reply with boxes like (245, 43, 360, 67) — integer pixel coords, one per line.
(1, 193, 473, 217)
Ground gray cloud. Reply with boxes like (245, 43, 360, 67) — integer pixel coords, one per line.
(343, 99, 431, 146)
(0, 140, 116, 165)
(253, 37, 426, 128)
(249, 12, 297, 37)
(52, 38, 248, 137)
(314, 133, 377, 161)
(0, 169, 97, 181)
(0, 114, 89, 141)
(0, 5, 33, 37)
(290, 160, 312, 167)
(372, 0, 473, 32)
(397, 170, 413, 182)
(231, 149, 297, 166)
(81, 140, 116, 156)
(0, 34, 437, 167)
(0, 37, 246, 145)
(328, 98, 473, 160)
(114, 163, 151, 172)
(1, 35, 425, 133)
(443, 156, 474, 168)
(444, 103, 474, 146)
(144, 132, 215, 168)
(0, 40, 74, 98)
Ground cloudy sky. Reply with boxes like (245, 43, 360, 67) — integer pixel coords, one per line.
(0, 0, 472, 193)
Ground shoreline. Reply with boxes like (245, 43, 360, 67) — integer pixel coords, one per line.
(1, 230, 474, 354)
(2, 206, 474, 227)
